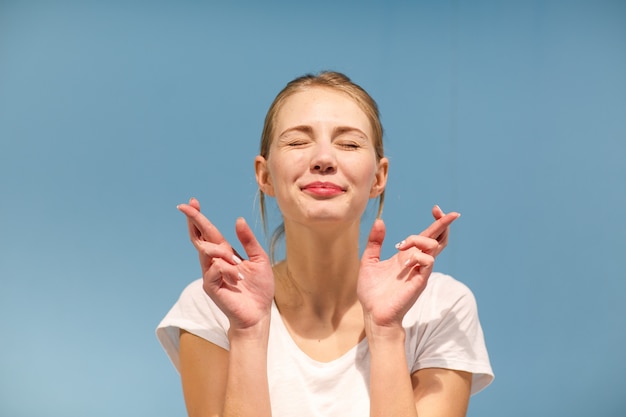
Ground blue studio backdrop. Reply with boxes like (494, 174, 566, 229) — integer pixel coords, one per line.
(1, 1, 624, 416)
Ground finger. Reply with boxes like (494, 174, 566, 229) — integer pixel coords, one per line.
(208, 258, 244, 287)
(395, 235, 439, 252)
(195, 241, 243, 265)
(436, 226, 449, 246)
(419, 211, 460, 240)
(361, 219, 386, 264)
(189, 197, 201, 211)
(402, 250, 434, 271)
(235, 217, 268, 263)
(178, 202, 227, 244)
(432, 204, 445, 220)
(430, 206, 454, 245)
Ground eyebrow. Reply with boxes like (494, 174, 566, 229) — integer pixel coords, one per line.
(278, 125, 369, 140)
(334, 126, 368, 139)
(278, 125, 314, 138)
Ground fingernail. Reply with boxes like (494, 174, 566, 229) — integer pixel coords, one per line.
(232, 254, 243, 264)
(395, 240, 405, 249)
(435, 204, 442, 211)
(237, 272, 245, 281)
(404, 259, 411, 266)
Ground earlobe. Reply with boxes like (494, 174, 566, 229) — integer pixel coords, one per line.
(370, 157, 389, 198)
(255, 155, 275, 196)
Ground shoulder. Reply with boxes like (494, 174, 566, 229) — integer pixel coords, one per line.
(404, 272, 494, 394)
(156, 279, 231, 371)
(403, 271, 483, 341)
(411, 272, 477, 316)
(168, 278, 229, 327)
(425, 271, 473, 297)
(178, 278, 210, 303)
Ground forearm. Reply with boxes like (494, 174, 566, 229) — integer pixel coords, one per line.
(367, 323, 418, 417)
(223, 319, 272, 417)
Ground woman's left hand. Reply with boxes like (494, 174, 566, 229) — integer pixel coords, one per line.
(358, 212, 459, 329)
(422, 205, 459, 258)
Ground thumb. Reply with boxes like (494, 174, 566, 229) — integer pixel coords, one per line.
(361, 219, 386, 264)
(235, 217, 268, 262)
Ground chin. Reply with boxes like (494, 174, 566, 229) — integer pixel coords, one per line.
(303, 208, 363, 224)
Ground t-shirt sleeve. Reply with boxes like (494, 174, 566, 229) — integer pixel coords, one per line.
(155, 279, 231, 372)
(406, 273, 494, 395)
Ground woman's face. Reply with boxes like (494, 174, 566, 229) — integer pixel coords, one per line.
(256, 87, 388, 228)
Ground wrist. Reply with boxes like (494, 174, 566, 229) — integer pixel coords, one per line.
(228, 315, 271, 343)
(363, 315, 406, 347)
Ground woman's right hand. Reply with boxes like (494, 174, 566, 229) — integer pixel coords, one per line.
(177, 198, 274, 331)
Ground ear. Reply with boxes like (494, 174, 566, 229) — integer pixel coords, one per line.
(255, 155, 275, 197)
(369, 157, 388, 198)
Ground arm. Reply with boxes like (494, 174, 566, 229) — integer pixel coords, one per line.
(177, 198, 274, 417)
(412, 368, 472, 417)
(180, 325, 272, 417)
(367, 330, 472, 417)
(222, 321, 272, 417)
(179, 330, 228, 417)
(360, 212, 464, 417)
(367, 324, 417, 417)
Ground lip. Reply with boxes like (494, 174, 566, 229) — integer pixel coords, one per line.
(301, 181, 345, 197)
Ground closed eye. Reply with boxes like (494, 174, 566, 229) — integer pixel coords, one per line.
(287, 139, 309, 147)
(334, 128, 368, 150)
(338, 142, 360, 150)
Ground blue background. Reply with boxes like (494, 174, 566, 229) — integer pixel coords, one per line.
(1, 1, 625, 416)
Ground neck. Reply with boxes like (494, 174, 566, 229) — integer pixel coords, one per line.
(274, 219, 362, 316)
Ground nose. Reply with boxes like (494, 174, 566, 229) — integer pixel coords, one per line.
(310, 142, 337, 174)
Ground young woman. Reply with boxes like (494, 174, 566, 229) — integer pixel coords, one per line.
(157, 72, 493, 417)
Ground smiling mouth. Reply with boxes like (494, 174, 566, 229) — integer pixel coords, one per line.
(301, 182, 345, 196)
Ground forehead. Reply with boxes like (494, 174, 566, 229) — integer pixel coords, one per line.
(274, 87, 372, 137)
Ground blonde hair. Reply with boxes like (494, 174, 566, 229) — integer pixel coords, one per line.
(259, 71, 385, 261)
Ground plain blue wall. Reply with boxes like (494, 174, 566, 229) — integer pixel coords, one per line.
(1, 1, 624, 416)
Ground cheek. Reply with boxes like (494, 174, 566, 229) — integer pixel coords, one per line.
(267, 157, 302, 193)
(347, 155, 378, 183)
(271, 150, 310, 174)
(359, 163, 383, 197)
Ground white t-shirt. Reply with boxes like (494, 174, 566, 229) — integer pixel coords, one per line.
(156, 272, 494, 416)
